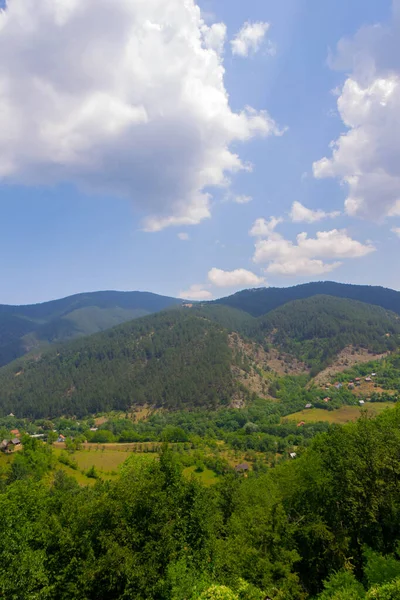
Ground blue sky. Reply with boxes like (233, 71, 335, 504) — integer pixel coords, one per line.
(0, 0, 399, 304)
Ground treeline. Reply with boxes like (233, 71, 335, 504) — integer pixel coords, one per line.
(4, 408, 400, 598)
(214, 281, 400, 317)
(0, 311, 240, 418)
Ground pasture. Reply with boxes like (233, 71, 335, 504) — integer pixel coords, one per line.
(285, 402, 395, 425)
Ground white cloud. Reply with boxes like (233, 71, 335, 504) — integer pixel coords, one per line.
(313, 4, 400, 220)
(0, 1, 282, 231)
(250, 217, 375, 276)
(208, 267, 265, 287)
(233, 194, 252, 204)
(177, 232, 190, 241)
(249, 216, 282, 238)
(179, 284, 212, 300)
(289, 201, 340, 223)
(231, 22, 272, 57)
(392, 227, 400, 237)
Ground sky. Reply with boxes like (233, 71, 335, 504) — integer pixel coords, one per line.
(1, 0, 400, 304)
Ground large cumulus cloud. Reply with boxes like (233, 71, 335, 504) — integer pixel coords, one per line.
(313, 0, 400, 220)
(0, 0, 281, 230)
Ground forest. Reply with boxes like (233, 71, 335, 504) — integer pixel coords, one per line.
(0, 295, 399, 418)
(3, 408, 400, 599)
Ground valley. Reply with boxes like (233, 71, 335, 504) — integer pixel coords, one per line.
(2, 283, 400, 599)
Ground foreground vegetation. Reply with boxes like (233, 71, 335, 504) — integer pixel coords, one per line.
(3, 407, 400, 598)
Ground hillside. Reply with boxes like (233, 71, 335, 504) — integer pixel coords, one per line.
(0, 310, 242, 418)
(215, 281, 400, 317)
(249, 296, 400, 374)
(0, 291, 182, 368)
(1, 295, 400, 418)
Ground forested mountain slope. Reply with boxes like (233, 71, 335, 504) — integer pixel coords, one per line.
(1, 296, 400, 418)
(249, 295, 400, 374)
(0, 310, 240, 418)
(215, 281, 400, 317)
(0, 291, 182, 368)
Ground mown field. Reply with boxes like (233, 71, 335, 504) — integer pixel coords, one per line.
(285, 401, 395, 424)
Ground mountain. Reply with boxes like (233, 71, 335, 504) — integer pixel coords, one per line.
(0, 291, 183, 367)
(249, 295, 400, 375)
(1, 295, 400, 418)
(214, 281, 400, 317)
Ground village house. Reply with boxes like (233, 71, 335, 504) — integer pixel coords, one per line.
(289, 452, 297, 459)
(297, 421, 306, 427)
(235, 463, 250, 474)
(323, 397, 331, 403)
(359, 400, 365, 405)
(305, 403, 313, 409)
(0, 438, 21, 453)
(57, 434, 66, 443)
(10, 429, 20, 438)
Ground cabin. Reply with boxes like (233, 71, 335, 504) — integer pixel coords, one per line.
(359, 400, 365, 406)
(57, 434, 66, 443)
(348, 383, 355, 390)
(371, 373, 377, 377)
(323, 397, 331, 403)
(0, 439, 21, 453)
(235, 463, 250, 473)
(305, 404, 313, 409)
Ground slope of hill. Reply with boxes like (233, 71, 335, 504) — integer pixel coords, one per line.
(214, 281, 400, 317)
(0, 291, 182, 367)
(1, 295, 400, 418)
(0, 310, 241, 418)
(250, 295, 400, 374)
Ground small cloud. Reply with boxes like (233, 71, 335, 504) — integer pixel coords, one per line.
(178, 232, 190, 241)
(289, 201, 340, 224)
(208, 268, 265, 288)
(179, 284, 212, 300)
(231, 21, 271, 57)
(249, 216, 282, 237)
(233, 194, 252, 204)
(392, 227, 400, 237)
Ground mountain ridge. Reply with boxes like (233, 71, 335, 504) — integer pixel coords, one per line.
(1, 294, 400, 418)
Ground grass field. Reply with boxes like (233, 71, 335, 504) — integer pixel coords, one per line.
(285, 402, 395, 424)
(183, 465, 219, 486)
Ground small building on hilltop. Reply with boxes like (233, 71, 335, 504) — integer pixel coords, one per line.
(57, 434, 66, 443)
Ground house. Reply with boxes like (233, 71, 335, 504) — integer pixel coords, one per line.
(371, 373, 377, 377)
(1, 439, 20, 453)
(57, 434, 66, 443)
(297, 421, 306, 427)
(365, 377, 372, 383)
(10, 429, 20, 437)
(305, 404, 313, 409)
(359, 400, 365, 405)
(30, 434, 45, 439)
(334, 382, 343, 390)
(235, 463, 250, 473)
(348, 383, 355, 390)
(89, 427, 98, 432)
(323, 397, 331, 403)
(289, 453, 297, 459)
(8, 413, 14, 417)
(355, 378, 361, 382)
